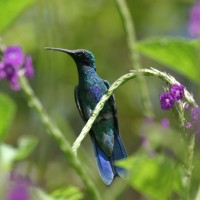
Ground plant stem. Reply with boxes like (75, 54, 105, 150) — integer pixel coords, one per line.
(184, 133, 195, 200)
(18, 74, 101, 200)
(115, 0, 154, 118)
(72, 68, 197, 154)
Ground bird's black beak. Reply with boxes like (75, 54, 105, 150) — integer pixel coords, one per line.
(45, 47, 75, 57)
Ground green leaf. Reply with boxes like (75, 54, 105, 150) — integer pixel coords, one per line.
(0, 93, 16, 140)
(0, 0, 36, 33)
(51, 186, 83, 200)
(15, 136, 38, 161)
(0, 144, 17, 169)
(117, 154, 185, 200)
(31, 188, 55, 200)
(194, 186, 200, 200)
(135, 37, 200, 83)
(0, 136, 37, 169)
(30, 187, 83, 200)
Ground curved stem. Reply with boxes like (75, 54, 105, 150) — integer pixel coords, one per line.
(18, 74, 101, 200)
(115, 0, 154, 118)
(72, 68, 197, 154)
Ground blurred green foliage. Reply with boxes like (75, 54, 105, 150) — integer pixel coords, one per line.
(0, 0, 36, 33)
(0, 0, 200, 200)
(0, 94, 16, 140)
(136, 37, 200, 83)
(118, 154, 185, 200)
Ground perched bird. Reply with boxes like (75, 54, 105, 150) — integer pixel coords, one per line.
(46, 47, 127, 185)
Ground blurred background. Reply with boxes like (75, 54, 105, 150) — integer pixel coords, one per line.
(0, 0, 199, 199)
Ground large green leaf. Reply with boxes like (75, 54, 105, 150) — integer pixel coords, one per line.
(117, 154, 185, 200)
(0, 93, 16, 140)
(0, 0, 36, 33)
(135, 37, 200, 83)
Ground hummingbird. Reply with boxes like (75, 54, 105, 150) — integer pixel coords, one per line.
(46, 47, 127, 185)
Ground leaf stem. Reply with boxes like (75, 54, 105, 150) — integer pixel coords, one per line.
(18, 74, 101, 200)
(184, 133, 195, 200)
(115, 0, 154, 118)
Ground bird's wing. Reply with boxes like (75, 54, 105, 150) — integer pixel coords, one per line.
(74, 86, 86, 121)
(74, 85, 115, 184)
(104, 80, 127, 178)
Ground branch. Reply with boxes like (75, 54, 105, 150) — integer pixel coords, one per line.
(72, 68, 197, 154)
(115, 0, 154, 118)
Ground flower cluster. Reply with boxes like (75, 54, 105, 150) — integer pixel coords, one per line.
(0, 46, 34, 90)
(159, 84, 184, 111)
(188, 1, 200, 38)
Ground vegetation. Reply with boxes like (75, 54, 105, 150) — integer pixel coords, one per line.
(0, 0, 200, 200)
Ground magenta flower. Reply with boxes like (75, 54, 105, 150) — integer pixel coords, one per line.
(0, 61, 6, 78)
(160, 92, 175, 111)
(6, 172, 32, 200)
(190, 106, 200, 121)
(6, 184, 30, 200)
(140, 136, 149, 147)
(185, 121, 192, 129)
(3, 46, 24, 68)
(161, 118, 170, 128)
(0, 46, 34, 90)
(3, 63, 20, 90)
(24, 56, 34, 78)
(184, 102, 190, 109)
(3, 64, 17, 80)
(188, 1, 200, 38)
(170, 84, 184, 101)
(186, 107, 200, 139)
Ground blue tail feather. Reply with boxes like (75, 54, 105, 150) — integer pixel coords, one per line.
(91, 135, 114, 185)
(112, 130, 127, 178)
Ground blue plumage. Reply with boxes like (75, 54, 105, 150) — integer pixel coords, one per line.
(46, 47, 127, 185)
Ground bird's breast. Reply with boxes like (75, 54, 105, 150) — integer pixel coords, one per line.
(87, 85, 103, 102)
(79, 80, 106, 104)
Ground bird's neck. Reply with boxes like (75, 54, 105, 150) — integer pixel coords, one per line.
(77, 65, 97, 84)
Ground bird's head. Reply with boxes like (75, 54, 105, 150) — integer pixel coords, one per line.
(45, 47, 96, 70)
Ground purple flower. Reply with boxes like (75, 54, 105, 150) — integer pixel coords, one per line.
(188, 2, 200, 38)
(184, 102, 190, 109)
(185, 121, 192, 129)
(0, 45, 35, 91)
(140, 136, 149, 147)
(159, 92, 175, 111)
(2, 63, 21, 90)
(24, 56, 34, 78)
(170, 84, 184, 101)
(6, 184, 30, 200)
(189, 107, 200, 139)
(0, 61, 6, 78)
(6, 172, 31, 200)
(161, 118, 170, 128)
(190, 107, 200, 121)
(3, 46, 24, 68)
(9, 76, 21, 91)
(3, 64, 17, 80)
